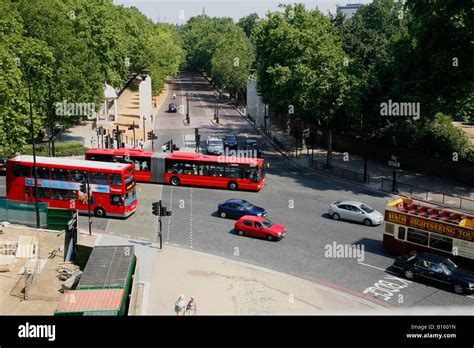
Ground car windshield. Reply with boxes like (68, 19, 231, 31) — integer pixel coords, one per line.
(241, 201, 254, 209)
(440, 258, 458, 274)
(209, 140, 222, 146)
(225, 135, 236, 141)
(360, 204, 375, 214)
(261, 219, 273, 228)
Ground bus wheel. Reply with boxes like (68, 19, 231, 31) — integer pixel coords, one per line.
(171, 177, 180, 186)
(228, 181, 238, 190)
(94, 207, 106, 218)
(404, 269, 414, 280)
(453, 284, 464, 295)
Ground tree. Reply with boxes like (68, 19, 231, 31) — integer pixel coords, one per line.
(237, 13, 259, 38)
(253, 4, 348, 166)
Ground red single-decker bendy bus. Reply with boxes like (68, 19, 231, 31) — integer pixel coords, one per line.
(6, 156, 138, 218)
(85, 148, 265, 191)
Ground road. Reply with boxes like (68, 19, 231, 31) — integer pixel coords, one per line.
(1, 68, 473, 310)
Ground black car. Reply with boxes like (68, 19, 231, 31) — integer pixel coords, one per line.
(223, 134, 238, 150)
(243, 139, 262, 158)
(168, 103, 177, 113)
(392, 253, 474, 294)
(0, 156, 7, 175)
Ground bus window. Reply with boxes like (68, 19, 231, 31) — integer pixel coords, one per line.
(52, 168, 69, 181)
(131, 157, 150, 172)
(110, 194, 123, 206)
(168, 162, 183, 174)
(13, 165, 31, 177)
(183, 163, 198, 175)
(109, 173, 122, 186)
(398, 227, 406, 240)
(429, 234, 453, 253)
(70, 170, 87, 182)
(207, 165, 224, 177)
(36, 167, 50, 179)
(407, 228, 429, 246)
(52, 189, 70, 201)
(90, 171, 108, 185)
(32, 188, 51, 199)
(225, 166, 242, 179)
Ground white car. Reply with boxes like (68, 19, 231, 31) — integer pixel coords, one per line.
(328, 200, 383, 226)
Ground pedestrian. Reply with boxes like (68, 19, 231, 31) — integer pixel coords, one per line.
(174, 294, 186, 316)
(186, 297, 197, 315)
(162, 143, 167, 152)
(139, 140, 144, 149)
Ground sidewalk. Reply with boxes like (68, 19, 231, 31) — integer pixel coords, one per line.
(147, 246, 382, 315)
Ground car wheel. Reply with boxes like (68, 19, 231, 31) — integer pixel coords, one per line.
(236, 230, 244, 236)
(266, 234, 274, 241)
(404, 269, 414, 280)
(332, 213, 340, 221)
(170, 177, 180, 186)
(453, 284, 464, 295)
(94, 207, 106, 218)
(228, 181, 238, 190)
(363, 219, 372, 226)
(220, 211, 227, 218)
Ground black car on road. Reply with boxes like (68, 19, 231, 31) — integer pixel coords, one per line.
(223, 134, 238, 150)
(168, 103, 177, 113)
(392, 252, 474, 294)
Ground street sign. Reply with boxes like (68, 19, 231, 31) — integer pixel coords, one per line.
(388, 160, 400, 168)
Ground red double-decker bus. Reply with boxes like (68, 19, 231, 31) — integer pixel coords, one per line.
(6, 156, 138, 218)
(85, 148, 265, 191)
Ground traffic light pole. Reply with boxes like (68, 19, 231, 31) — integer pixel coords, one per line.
(87, 176, 92, 236)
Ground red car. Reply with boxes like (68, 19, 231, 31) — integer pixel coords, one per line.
(234, 215, 286, 241)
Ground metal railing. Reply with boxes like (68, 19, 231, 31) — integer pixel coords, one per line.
(381, 179, 474, 213)
(310, 159, 368, 184)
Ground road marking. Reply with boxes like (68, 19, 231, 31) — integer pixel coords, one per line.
(467, 295, 474, 299)
(358, 262, 386, 271)
(166, 185, 173, 244)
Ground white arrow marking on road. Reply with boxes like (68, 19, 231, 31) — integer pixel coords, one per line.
(358, 262, 401, 277)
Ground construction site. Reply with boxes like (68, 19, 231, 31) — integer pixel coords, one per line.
(0, 223, 96, 315)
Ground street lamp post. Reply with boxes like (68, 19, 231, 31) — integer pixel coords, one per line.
(26, 65, 41, 228)
(186, 92, 190, 125)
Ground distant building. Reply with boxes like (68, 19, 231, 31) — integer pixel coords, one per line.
(247, 76, 268, 129)
(337, 3, 363, 19)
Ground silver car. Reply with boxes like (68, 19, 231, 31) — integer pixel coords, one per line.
(206, 136, 224, 155)
(328, 200, 383, 226)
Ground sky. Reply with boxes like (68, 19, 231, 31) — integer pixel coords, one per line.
(113, 0, 373, 24)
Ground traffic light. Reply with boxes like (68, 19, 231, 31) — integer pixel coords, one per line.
(147, 131, 153, 140)
(80, 180, 87, 193)
(152, 201, 160, 216)
(160, 206, 172, 217)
